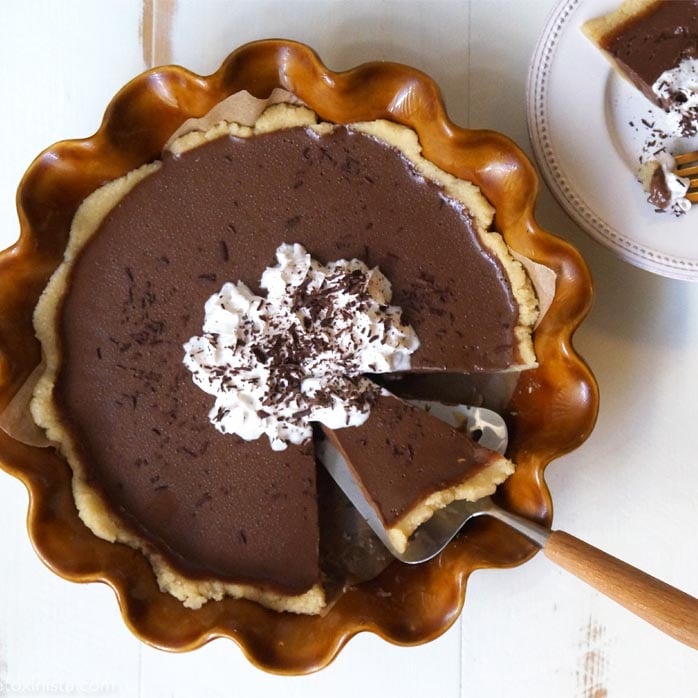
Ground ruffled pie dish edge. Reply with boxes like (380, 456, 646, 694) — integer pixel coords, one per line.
(0, 39, 598, 674)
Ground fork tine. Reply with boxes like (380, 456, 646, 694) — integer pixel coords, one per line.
(673, 152, 698, 197)
(675, 151, 698, 167)
(678, 165, 698, 177)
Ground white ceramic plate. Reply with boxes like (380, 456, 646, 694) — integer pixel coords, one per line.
(527, 0, 698, 281)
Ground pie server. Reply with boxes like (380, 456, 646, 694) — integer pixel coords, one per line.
(317, 402, 698, 650)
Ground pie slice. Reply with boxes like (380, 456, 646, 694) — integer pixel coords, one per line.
(582, 0, 698, 111)
(321, 393, 514, 554)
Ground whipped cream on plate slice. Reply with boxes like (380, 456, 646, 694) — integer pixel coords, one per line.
(183, 243, 420, 450)
(652, 57, 698, 137)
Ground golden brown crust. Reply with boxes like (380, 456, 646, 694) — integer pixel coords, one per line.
(582, 0, 661, 46)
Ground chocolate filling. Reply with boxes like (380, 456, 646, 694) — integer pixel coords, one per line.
(54, 126, 519, 593)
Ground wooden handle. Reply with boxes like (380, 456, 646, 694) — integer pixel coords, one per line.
(544, 530, 698, 650)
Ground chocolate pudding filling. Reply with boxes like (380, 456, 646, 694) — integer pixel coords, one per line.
(33, 113, 536, 611)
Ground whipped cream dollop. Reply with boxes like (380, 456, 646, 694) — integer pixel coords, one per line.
(183, 243, 420, 450)
(652, 57, 698, 137)
(638, 153, 692, 214)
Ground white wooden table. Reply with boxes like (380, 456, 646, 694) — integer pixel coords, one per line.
(1, 1, 697, 696)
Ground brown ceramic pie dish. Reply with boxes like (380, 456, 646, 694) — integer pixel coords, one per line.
(0, 39, 597, 673)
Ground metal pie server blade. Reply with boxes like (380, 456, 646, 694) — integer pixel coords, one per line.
(316, 402, 510, 564)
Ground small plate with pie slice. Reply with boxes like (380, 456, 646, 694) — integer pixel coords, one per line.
(527, 0, 698, 281)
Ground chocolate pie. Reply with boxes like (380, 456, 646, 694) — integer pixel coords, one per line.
(31, 103, 538, 613)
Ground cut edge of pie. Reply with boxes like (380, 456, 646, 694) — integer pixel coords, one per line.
(385, 457, 514, 554)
